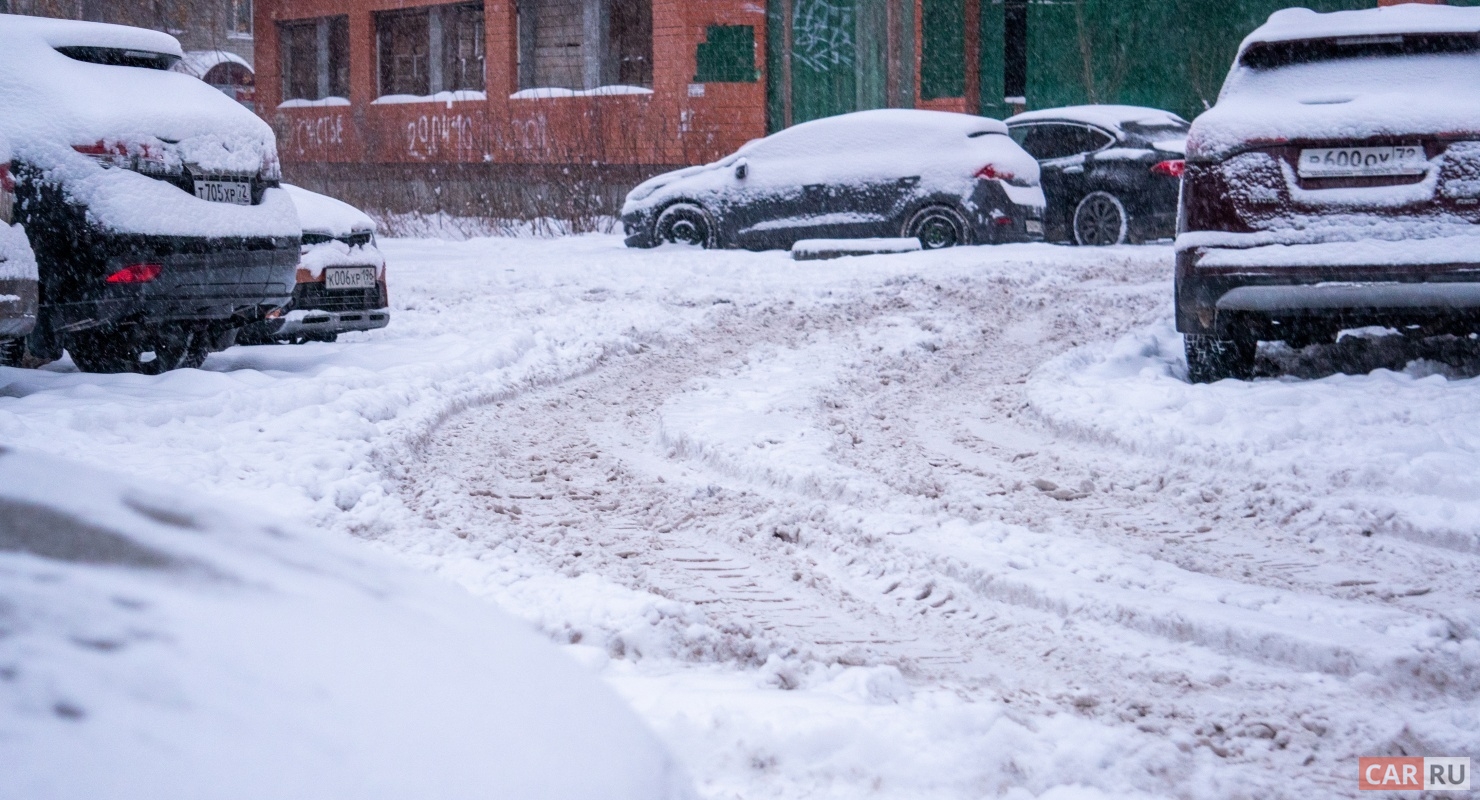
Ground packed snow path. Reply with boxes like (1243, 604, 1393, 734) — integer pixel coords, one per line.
(394, 241, 1478, 800)
(1, 235, 1475, 799)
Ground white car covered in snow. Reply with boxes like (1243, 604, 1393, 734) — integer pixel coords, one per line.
(238, 185, 389, 344)
(621, 109, 1046, 251)
(0, 14, 299, 373)
(1177, 4, 1480, 381)
(0, 134, 39, 364)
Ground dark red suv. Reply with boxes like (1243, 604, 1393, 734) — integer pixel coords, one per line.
(1177, 6, 1480, 382)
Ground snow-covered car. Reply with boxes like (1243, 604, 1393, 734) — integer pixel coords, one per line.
(1007, 105, 1188, 245)
(0, 134, 39, 364)
(1177, 5, 1480, 382)
(622, 109, 1046, 251)
(0, 14, 298, 374)
(238, 184, 389, 345)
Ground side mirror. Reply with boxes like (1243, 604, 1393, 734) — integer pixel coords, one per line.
(735, 159, 748, 180)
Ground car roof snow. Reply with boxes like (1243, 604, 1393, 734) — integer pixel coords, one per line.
(1243, 4, 1480, 47)
(1006, 105, 1188, 134)
(0, 12, 182, 57)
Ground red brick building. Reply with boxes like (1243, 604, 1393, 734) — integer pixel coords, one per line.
(254, 0, 982, 215)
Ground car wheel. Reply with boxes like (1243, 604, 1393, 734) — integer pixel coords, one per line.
(906, 206, 969, 249)
(68, 330, 142, 373)
(654, 203, 714, 247)
(69, 327, 208, 374)
(1184, 334, 1256, 383)
(1073, 192, 1129, 247)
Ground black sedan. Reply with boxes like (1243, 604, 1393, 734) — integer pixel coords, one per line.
(1006, 105, 1188, 246)
(622, 109, 1046, 251)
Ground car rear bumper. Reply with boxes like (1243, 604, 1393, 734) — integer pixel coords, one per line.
(1175, 243, 1480, 338)
(269, 307, 391, 337)
(243, 278, 390, 340)
(44, 235, 298, 332)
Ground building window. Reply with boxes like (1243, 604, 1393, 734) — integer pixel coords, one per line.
(377, 3, 486, 98)
(280, 16, 350, 102)
(229, 0, 252, 38)
(517, 0, 652, 91)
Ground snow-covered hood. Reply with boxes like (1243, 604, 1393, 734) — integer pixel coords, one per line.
(1190, 6, 1480, 160)
(284, 183, 376, 239)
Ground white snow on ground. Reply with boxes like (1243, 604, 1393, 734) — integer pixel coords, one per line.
(0, 234, 1476, 798)
(0, 449, 692, 800)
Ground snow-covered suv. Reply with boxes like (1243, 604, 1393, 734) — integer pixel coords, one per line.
(1177, 5, 1480, 382)
(0, 15, 298, 373)
(237, 185, 389, 345)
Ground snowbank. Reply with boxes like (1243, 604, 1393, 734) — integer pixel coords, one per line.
(1027, 320, 1480, 551)
(0, 447, 692, 800)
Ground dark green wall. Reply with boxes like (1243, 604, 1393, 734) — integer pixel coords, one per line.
(979, 0, 1480, 120)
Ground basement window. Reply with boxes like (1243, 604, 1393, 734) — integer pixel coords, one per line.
(516, 0, 652, 92)
(376, 3, 486, 99)
(279, 16, 349, 102)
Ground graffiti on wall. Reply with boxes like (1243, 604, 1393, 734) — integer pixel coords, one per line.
(280, 114, 345, 156)
(792, 0, 854, 72)
(406, 113, 483, 160)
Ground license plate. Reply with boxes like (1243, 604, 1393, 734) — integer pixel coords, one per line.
(1026, 219, 1044, 234)
(324, 266, 377, 290)
(1298, 146, 1426, 178)
(193, 179, 251, 205)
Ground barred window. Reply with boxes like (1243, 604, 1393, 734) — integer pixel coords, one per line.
(229, 0, 253, 38)
(377, 3, 486, 98)
(279, 16, 349, 102)
(517, 0, 651, 91)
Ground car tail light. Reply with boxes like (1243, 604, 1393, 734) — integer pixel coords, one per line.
(105, 263, 163, 283)
(260, 149, 281, 182)
(75, 140, 181, 176)
(1151, 159, 1185, 178)
(1439, 141, 1480, 199)
(975, 165, 1016, 182)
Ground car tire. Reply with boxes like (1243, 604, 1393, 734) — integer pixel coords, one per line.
(1184, 334, 1256, 383)
(654, 203, 714, 248)
(69, 327, 209, 374)
(906, 205, 970, 249)
(1073, 192, 1129, 247)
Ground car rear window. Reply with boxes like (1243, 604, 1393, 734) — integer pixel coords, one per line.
(54, 46, 181, 71)
(1239, 32, 1480, 71)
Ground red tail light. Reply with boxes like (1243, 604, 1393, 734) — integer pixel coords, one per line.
(975, 165, 1016, 182)
(0, 164, 13, 193)
(105, 263, 162, 284)
(1151, 159, 1186, 178)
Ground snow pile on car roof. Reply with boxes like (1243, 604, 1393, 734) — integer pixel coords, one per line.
(1008, 105, 1188, 132)
(285, 184, 375, 237)
(623, 109, 1041, 216)
(1191, 5, 1480, 159)
(0, 448, 693, 800)
(0, 14, 296, 239)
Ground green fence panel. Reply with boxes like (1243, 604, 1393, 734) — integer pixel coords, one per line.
(696, 25, 758, 83)
(922, 0, 965, 99)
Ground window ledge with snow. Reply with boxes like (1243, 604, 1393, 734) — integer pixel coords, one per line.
(279, 97, 352, 109)
(372, 90, 488, 106)
(509, 86, 654, 100)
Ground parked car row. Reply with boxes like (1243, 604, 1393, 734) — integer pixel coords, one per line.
(0, 14, 387, 374)
(620, 105, 1189, 253)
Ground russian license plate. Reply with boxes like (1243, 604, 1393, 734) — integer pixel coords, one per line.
(324, 266, 377, 290)
(193, 179, 251, 205)
(1026, 219, 1044, 235)
(1298, 146, 1426, 178)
